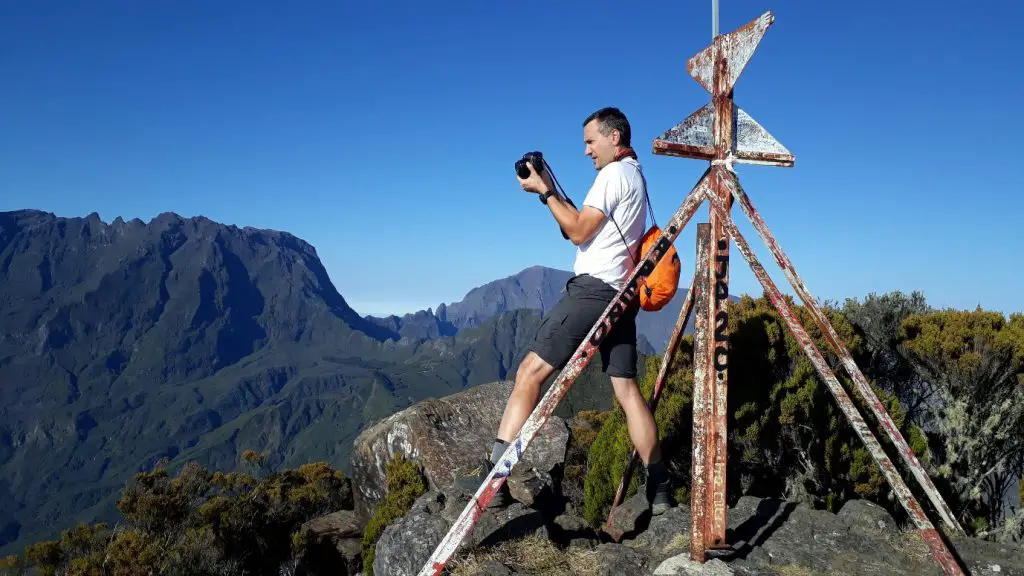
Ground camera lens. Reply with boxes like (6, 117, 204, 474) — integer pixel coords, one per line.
(515, 159, 530, 179)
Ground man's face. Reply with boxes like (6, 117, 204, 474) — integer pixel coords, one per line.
(584, 119, 618, 170)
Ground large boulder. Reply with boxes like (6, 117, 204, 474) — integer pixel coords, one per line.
(295, 510, 363, 575)
(351, 380, 570, 519)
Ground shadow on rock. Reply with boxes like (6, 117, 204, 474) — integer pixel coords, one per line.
(724, 498, 797, 561)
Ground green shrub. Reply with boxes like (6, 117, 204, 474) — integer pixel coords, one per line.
(361, 455, 428, 575)
(563, 410, 610, 512)
(18, 456, 351, 576)
(582, 294, 932, 528)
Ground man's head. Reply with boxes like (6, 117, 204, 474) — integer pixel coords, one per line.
(583, 106, 631, 170)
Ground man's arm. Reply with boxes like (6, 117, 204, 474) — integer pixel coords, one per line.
(545, 194, 606, 246)
(515, 160, 608, 245)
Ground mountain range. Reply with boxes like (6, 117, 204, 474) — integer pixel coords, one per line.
(0, 209, 729, 556)
(362, 261, 730, 356)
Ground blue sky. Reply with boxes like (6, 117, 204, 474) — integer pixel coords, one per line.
(1, 0, 1021, 317)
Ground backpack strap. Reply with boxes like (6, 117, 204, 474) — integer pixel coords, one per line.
(604, 148, 656, 300)
(606, 148, 655, 265)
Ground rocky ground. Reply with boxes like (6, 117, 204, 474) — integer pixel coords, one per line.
(305, 381, 1024, 576)
(370, 487, 1024, 576)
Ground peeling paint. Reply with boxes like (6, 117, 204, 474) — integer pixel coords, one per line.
(687, 11, 775, 95)
(735, 108, 794, 166)
(691, 222, 714, 562)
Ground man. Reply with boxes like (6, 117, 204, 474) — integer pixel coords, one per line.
(464, 106, 672, 515)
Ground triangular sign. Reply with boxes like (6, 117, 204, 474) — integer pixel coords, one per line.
(687, 11, 774, 94)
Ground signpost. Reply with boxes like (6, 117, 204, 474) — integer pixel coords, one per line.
(421, 9, 968, 576)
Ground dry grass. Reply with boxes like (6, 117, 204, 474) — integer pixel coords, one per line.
(891, 525, 932, 562)
(661, 533, 690, 556)
(447, 535, 598, 576)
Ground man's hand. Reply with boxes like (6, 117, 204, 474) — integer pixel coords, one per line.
(516, 161, 555, 194)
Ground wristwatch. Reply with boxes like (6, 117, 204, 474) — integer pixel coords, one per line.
(539, 190, 556, 204)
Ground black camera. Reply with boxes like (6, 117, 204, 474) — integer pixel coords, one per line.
(515, 151, 545, 179)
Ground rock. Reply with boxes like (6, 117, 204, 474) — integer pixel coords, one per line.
(335, 538, 362, 574)
(604, 492, 652, 541)
(297, 510, 363, 575)
(942, 535, 1024, 576)
(367, 487, 1024, 576)
(629, 505, 692, 566)
(654, 555, 734, 575)
(507, 468, 555, 507)
(471, 501, 550, 548)
(372, 488, 549, 576)
(721, 497, 948, 575)
(592, 542, 648, 575)
(552, 511, 599, 548)
(302, 509, 362, 539)
(351, 380, 570, 519)
(837, 498, 897, 535)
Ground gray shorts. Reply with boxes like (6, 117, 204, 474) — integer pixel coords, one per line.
(529, 274, 639, 379)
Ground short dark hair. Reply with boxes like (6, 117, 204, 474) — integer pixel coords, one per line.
(583, 106, 631, 147)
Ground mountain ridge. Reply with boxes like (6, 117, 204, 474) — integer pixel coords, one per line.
(0, 208, 629, 555)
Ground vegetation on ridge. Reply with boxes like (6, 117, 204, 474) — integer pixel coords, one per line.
(582, 292, 1024, 542)
(0, 451, 352, 575)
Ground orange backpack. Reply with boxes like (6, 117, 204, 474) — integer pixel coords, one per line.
(637, 226, 680, 311)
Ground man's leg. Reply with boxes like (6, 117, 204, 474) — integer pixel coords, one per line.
(609, 375, 661, 465)
(608, 374, 671, 515)
(462, 281, 582, 507)
(496, 351, 556, 442)
(602, 300, 673, 515)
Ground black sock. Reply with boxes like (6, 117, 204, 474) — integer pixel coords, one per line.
(490, 438, 509, 465)
(647, 458, 667, 485)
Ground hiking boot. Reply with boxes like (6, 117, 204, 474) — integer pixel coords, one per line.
(646, 478, 673, 516)
(455, 458, 514, 509)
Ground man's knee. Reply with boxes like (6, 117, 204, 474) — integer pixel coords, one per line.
(610, 376, 642, 405)
(514, 351, 554, 388)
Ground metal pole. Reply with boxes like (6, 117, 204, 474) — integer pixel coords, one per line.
(723, 167, 965, 536)
(703, 169, 966, 575)
(706, 51, 733, 550)
(713, 0, 719, 38)
(690, 222, 713, 561)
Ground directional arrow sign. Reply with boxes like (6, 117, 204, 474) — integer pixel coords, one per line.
(688, 10, 774, 95)
(653, 104, 794, 166)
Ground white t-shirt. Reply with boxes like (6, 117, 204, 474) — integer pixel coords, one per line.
(573, 157, 648, 290)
